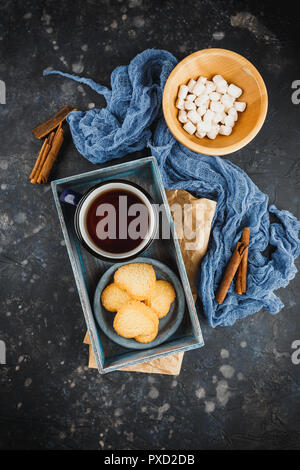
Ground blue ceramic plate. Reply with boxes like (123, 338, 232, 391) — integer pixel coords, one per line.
(93, 257, 186, 350)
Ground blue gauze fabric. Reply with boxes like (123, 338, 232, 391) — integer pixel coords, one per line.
(43, 49, 300, 327)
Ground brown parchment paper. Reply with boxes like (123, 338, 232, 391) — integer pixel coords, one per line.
(84, 189, 216, 375)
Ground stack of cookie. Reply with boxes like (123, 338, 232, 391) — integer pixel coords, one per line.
(101, 263, 176, 344)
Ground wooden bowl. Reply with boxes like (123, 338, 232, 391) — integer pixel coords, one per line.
(163, 49, 268, 156)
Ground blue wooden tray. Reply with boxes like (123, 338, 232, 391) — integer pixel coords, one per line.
(51, 156, 204, 374)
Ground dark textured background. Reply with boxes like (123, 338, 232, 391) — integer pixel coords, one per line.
(0, 0, 299, 450)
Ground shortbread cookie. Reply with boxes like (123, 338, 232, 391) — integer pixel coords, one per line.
(114, 263, 156, 301)
(135, 304, 159, 343)
(135, 327, 158, 343)
(113, 300, 157, 338)
(145, 280, 176, 318)
(101, 283, 132, 312)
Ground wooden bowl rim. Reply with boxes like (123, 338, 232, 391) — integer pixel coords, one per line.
(162, 48, 268, 156)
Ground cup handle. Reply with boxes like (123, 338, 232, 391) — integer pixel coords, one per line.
(59, 189, 82, 207)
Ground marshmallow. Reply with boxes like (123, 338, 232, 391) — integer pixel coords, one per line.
(195, 94, 209, 107)
(234, 101, 247, 112)
(197, 104, 207, 117)
(197, 76, 207, 85)
(219, 125, 232, 136)
(183, 121, 196, 135)
(184, 100, 196, 111)
(178, 109, 188, 123)
(178, 85, 189, 99)
(203, 109, 214, 123)
(228, 107, 238, 121)
(195, 130, 206, 139)
(216, 81, 228, 94)
(207, 124, 220, 139)
(176, 98, 185, 110)
(228, 83, 242, 99)
(223, 114, 235, 128)
(209, 91, 221, 102)
(186, 93, 196, 102)
(210, 101, 225, 113)
(212, 74, 226, 85)
(212, 111, 225, 124)
(193, 82, 206, 96)
(207, 132, 217, 140)
(221, 93, 235, 110)
(212, 75, 227, 93)
(205, 80, 216, 94)
(197, 119, 212, 133)
(187, 109, 201, 124)
(187, 79, 196, 92)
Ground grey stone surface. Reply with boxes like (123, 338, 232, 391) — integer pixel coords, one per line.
(0, 0, 299, 450)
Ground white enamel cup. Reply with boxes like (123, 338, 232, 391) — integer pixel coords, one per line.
(71, 180, 158, 262)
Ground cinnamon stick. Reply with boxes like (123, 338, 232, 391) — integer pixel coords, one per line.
(30, 131, 55, 184)
(215, 240, 248, 305)
(37, 126, 64, 184)
(236, 228, 250, 294)
(29, 138, 48, 180)
(32, 105, 72, 139)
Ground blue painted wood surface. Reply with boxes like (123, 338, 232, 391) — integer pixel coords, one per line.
(51, 157, 204, 374)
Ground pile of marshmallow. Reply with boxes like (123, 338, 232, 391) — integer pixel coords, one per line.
(176, 75, 246, 139)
